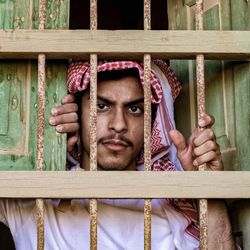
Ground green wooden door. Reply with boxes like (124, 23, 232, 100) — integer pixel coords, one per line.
(0, 0, 69, 171)
(168, 0, 250, 248)
(168, 0, 250, 171)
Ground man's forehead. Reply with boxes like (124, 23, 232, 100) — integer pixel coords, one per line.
(97, 76, 144, 99)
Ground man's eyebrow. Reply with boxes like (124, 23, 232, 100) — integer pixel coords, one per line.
(125, 98, 144, 106)
(97, 95, 144, 106)
(97, 95, 114, 105)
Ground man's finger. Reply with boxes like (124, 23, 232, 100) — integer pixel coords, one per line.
(51, 103, 78, 116)
(207, 160, 223, 171)
(49, 113, 78, 126)
(61, 94, 75, 105)
(67, 135, 79, 152)
(193, 128, 215, 147)
(169, 129, 188, 154)
(193, 140, 217, 157)
(56, 123, 80, 133)
(198, 114, 215, 128)
(193, 151, 218, 167)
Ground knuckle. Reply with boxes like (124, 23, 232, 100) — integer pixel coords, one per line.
(62, 94, 73, 104)
(206, 128, 214, 138)
(72, 112, 78, 121)
(210, 151, 217, 159)
(75, 123, 80, 130)
(193, 148, 198, 156)
(72, 103, 78, 112)
(206, 140, 215, 149)
(195, 157, 202, 166)
(57, 105, 65, 115)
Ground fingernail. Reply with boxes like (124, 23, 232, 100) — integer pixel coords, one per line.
(198, 119, 205, 127)
(56, 125, 63, 132)
(49, 117, 56, 125)
(193, 160, 198, 167)
(51, 108, 58, 116)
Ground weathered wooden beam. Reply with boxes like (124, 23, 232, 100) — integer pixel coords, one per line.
(0, 171, 249, 198)
(0, 30, 249, 59)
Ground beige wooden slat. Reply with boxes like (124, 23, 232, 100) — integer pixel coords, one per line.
(195, 1, 208, 249)
(0, 171, 249, 198)
(90, 1, 98, 250)
(0, 30, 249, 59)
(36, 0, 46, 249)
(143, 1, 152, 249)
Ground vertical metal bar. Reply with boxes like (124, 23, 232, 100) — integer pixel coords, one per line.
(144, 1, 151, 250)
(90, 0, 98, 30)
(143, 54, 152, 250)
(196, 1, 208, 249)
(90, 1, 98, 250)
(144, 0, 151, 30)
(89, 54, 98, 250)
(36, 0, 46, 249)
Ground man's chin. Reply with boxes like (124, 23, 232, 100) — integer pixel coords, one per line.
(97, 163, 129, 171)
(97, 158, 135, 171)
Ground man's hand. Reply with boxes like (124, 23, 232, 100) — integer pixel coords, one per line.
(49, 94, 79, 152)
(170, 115, 236, 248)
(169, 114, 223, 171)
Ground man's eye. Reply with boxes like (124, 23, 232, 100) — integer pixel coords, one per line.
(128, 106, 143, 114)
(97, 103, 108, 111)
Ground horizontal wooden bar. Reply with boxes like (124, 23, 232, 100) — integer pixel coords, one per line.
(0, 30, 249, 60)
(0, 171, 249, 198)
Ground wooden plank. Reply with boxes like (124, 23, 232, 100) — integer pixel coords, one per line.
(0, 1, 68, 171)
(0, 171, 249, 198)
(0, 1, 34, 171)
(0, 30, 249, 59)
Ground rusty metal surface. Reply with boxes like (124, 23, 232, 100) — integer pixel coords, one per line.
(37, 53, 46, 172)
(90, 54, 98, 171)
(196, 0, 204, 31)
(36, 1, 46, 249)
(199, 198, 208, 249)
(36, 198, 44, 250)
(90, 0, 97, 30)
(90, 2, 98, 248)
(143, 54, 152, 172)
(143, 0, 152, 244)
(90, 198, 98, 250)
(39, 0, 46, 30)
(144, 0, 151, 30)
(90, 54, 98, 250)
(196, 1, 208, 249)
(196, 55, 206, 123)
(144, 198, 152, 250)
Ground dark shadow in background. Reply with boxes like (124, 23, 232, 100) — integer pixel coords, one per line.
(70, 0, 168, 30)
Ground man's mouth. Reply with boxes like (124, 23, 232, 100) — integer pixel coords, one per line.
(101, 139, 130, 152)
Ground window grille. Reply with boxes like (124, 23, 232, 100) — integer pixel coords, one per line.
(0, 0, 249, 250)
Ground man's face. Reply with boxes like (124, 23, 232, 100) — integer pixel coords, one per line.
(81, 76, 144, 171)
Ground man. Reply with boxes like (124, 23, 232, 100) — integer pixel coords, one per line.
(0, 60, 235, 249)
(50, 60, 236, 249)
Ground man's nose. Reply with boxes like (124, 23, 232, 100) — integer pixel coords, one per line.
(109, 109, 128, 133)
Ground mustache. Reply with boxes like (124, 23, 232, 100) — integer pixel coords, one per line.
(98, 134, 133, 147)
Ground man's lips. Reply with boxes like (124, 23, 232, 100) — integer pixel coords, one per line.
(101, 139, 130, 152)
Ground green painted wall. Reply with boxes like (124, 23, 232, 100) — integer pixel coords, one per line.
(168, 1, 250, 248)
(0, 0, 69, 170)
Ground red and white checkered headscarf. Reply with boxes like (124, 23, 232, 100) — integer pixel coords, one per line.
(67, 60, 199, 241)
(68, 60, 163, 103)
